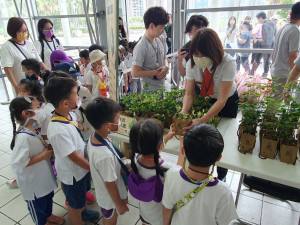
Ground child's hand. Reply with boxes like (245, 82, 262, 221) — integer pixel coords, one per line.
(164, 124, 176, 143)
(43, 148, 53, 160)
(116, 199, 129, 215)
(78, 121, 84, 132)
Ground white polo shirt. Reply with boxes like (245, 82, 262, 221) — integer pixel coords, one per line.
(11, 130, 57, 200)
(186, 53, 236, 99)
(162, 167, 238, 225)
(0, 40, 42, 84)
(47, 112, 88, 185)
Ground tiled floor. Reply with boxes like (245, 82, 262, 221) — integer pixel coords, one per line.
(0, 87, 300, 225)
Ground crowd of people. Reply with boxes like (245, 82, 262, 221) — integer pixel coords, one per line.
(1, 1, 300, 225)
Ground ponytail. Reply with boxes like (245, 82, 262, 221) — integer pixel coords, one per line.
(10, 110, 17, 150)
(153, 147, 164, 177)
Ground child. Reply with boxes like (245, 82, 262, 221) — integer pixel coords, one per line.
(85, 50, 109, 98)
(9, 96, 64, 225)
(85, 97, 129, 225)
(18, 79, 43, 103)
(53, 62, 94, 141)
(119, 45, 129, 93)
(44, 77, 100, 224)
(21, 58, 43, 83)
(162, 124, 238, 225)
(79, 49, 90, 79)
(128, 119, 176, 225)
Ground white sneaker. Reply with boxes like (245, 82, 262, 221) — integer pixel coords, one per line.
(6, 178, 18, 189)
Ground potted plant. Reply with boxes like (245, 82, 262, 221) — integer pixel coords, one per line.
(238, 84, 261, 154)
(173, 105, 193, 136)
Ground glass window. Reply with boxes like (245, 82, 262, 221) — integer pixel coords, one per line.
(188, 0, 296, 9)
(49, 17, 92, 46)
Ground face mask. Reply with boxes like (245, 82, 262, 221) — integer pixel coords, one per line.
(26, 74, 38, 80)
(16, 31, 28, 42)
(193, 56, 213, 69)
(43, 29, 54, 38)
(27, 109, 45, 126)
(18, 117, 31, 131)
(68, 98, 82, 110)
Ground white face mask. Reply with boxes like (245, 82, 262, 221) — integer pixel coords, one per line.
(27, 109, 46, 126)
(193, 56, 213, 69)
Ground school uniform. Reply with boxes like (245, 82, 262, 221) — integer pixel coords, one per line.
(87, 138, 127, 219)
(11, 129, 57, 225)
(47, 112, 89, 209)
(85, 66, 109, 99)
(128, 156, 175, 225)
(162, 167, 238, 225)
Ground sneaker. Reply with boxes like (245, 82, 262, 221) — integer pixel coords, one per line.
(81, 208, 100, 222)
(6, 179, 18, 189)
(86, 191, 96, 204)
(47, 214, 65, 224)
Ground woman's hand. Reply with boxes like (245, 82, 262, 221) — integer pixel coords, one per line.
(182, 118, 205, 134)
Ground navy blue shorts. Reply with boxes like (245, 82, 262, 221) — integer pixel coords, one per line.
(26, 191, 54, 225)
(61, 172, 90, 209)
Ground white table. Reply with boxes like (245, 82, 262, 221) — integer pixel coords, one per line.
(109, 117, 300, 205)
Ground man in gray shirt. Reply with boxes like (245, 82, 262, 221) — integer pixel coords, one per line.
(271, 2, 300, 93)
(132, 7, 169, 92)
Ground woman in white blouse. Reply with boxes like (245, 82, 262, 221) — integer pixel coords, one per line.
(181, 28, 239, 181)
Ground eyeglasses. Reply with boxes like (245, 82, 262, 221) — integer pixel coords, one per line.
(18, 29, 28, 34)
(110, 119, 121, 126)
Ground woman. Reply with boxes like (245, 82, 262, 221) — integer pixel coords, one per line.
(0, 17, 47, 96)
(119, 17, 128, 40)
(182, 28, 239, 181)
(236, 21, 252, 72)
(224, 16, 237, 57)
(34, 18, 64, 69)
(178, 15, 209, 78)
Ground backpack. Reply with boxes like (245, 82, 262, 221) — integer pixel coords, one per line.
(39, 38, 60, 62)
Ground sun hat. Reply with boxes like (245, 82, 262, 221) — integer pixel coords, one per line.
(89, 49, 106, 64)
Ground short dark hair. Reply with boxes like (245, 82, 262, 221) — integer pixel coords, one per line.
(86, 97, 121, 130)
(243, 21, 251, 31)
(244, 16, 252, 21)
(89, 44, 104, 53)
(7, 17, 28, 38)
(256, 11, 266, 19)
(19, 79, 43, 102)
(184, 124, 224, 167)
(43, 77, 77, 108)
(119, 39, 129, 50)
(37, 18, 55, 41)
(43, 71, 70, 86)
(128, 41, 138, 50)
(190, 28, 224, 71)
(21, 58, 41, 75)
(143, 7, 169, 29)
(184, 15, 209, 34)
(291, 2, 300, 20)
(129, 119, 164, 177)
(79, 49, 89, 59)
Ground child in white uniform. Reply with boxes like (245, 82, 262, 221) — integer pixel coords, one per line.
(128, 119, 176, 225)
(45, 77, 99, 224)
(10, 96, 64, 225)
(162, 124, 238, 225)
(86, 97, 129, 225)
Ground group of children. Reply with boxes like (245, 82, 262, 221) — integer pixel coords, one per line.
(9, 71, 238, 225)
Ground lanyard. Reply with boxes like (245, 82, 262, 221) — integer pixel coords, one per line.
(201, 68, 214, 97)
(145, 36, 160, 65)
(9, 40, 27, 59)
(93, 132, 130, 175)
(51, 112, 84, 141)
(93, 67, 105, 83)
(176, 175, 213, 210)
(18, 127, 46, 147)
(45, 39, 57, 52)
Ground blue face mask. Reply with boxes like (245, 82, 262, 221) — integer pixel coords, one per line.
(18, 117, 31, 132)
(26, 74, 38, 80)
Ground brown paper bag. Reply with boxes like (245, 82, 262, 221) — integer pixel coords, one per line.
(173, 117, 192, 136)
(238, 133, 256, 154)
(260, 137, 278, 159)
(279, 143, 298, 165)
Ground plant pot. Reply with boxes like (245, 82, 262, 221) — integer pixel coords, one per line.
(238, 133, 256, 154)
(259, 136, 278, 159)
(279, 142, 298, 165)
(237, 125, 243, 140)
(152, 118, 165, 129)
(172, 117, 192, 136)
